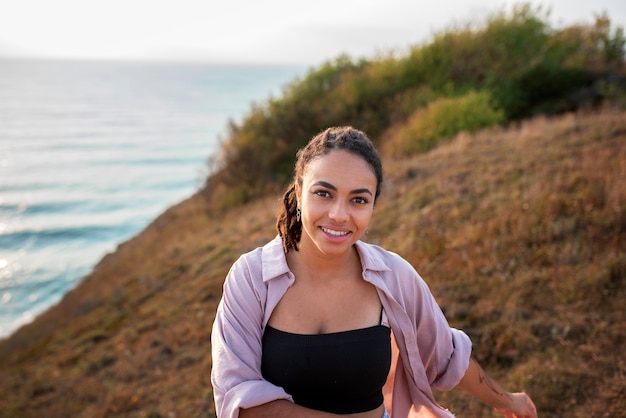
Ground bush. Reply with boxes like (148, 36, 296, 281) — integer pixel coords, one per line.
(389, 90, 505, 155)
(202, 3, 625, 207)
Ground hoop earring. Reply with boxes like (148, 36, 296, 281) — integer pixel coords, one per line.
(296, 207, 301, 222)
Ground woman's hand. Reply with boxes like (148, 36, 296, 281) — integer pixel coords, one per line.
(494, 392, 538, 418)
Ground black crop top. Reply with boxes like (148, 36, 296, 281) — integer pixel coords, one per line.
(261, 324, 392, 414)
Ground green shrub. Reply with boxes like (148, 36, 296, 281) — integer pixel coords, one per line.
(203, 3, 625, 207)
(393, 90, 505, 154)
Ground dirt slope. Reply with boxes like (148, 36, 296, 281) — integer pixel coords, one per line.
(0, 109, 624, 418)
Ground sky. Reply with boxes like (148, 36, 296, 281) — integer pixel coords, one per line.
(0, 0, 624, 66)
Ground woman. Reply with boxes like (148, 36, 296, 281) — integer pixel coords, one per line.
(211, 127, 537, 418)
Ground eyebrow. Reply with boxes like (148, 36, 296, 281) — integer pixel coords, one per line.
(313, 180, 373, 196)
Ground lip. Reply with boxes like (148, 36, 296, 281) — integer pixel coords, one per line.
(319, 226, 352, 242)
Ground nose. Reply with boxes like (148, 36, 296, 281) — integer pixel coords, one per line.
(328, 200, 349, 222)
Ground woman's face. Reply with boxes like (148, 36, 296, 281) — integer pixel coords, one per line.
(297, 149, 377, 258)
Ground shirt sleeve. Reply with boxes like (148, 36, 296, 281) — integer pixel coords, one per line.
(392, 252, 472, 391)
(430, 327, 472, 390)
(211, 253, 292, 418)
(415, 268, 472, 391)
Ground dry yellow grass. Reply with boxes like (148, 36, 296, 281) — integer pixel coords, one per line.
(0, 109, 624, 417)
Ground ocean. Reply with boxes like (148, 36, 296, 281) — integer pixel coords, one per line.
(0, 59, 306, 339)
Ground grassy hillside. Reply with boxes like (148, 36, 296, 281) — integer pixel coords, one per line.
(1, 4, 625, 417)
(0, 108, 624, 417)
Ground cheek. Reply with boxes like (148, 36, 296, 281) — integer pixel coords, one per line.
(301, 198, 322, 218)
(355, 208, 374, 225)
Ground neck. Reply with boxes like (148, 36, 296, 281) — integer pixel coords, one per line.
(289, 239, 361, 281)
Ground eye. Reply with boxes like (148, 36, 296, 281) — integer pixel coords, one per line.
(314, 190, 331, 198)
(352, 196, 369, 205)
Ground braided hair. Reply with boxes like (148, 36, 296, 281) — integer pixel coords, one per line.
(276, 126, 383, 252)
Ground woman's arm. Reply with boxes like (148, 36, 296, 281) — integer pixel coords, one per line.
(456, 358, 538, 418)
(211, 251, 292, 418)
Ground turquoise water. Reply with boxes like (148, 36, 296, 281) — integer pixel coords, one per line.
(0, 59, 305, 338)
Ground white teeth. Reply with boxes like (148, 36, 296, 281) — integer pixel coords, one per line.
(322, 227, 349, 236)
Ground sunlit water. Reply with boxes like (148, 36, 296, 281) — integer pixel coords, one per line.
(0, 59, 305, 338)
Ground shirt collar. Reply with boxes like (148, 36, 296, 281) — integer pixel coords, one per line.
(354, 240, 393, 273)
(261, 235, 291, 282)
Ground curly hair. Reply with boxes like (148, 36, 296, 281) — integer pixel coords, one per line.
(276, 126, 383, 253)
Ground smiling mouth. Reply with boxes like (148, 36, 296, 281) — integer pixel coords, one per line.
(321, 227, 350, 237)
